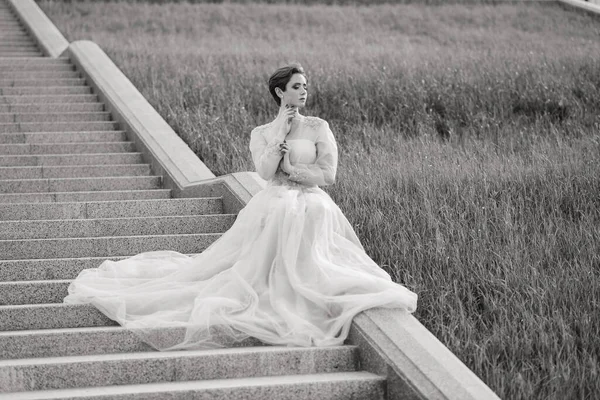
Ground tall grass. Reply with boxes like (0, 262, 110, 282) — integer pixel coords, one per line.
(38, 1, 600, 399)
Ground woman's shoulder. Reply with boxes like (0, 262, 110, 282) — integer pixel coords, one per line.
(250, 121, 274, 138)
(301, 116, 329, 131)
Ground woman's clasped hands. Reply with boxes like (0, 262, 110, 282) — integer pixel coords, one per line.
(275, 103, 297, 175)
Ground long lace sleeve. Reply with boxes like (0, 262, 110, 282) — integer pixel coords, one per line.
(249, 124, 284, 181)
(288, 121, 338, 186)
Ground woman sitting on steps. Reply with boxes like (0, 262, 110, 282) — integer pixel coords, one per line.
(64, 62, 418, 350)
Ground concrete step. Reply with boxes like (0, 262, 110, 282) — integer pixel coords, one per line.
(0, 33, 28, 39)
(0, 326, 263, 359)
(0, 152, 142, 167)
(0, 141, 134, 155)
(0, 71, 80, 80)
(0, 94, 97, 104)
(0, 303, 117, 331)
(0, 189, 171, 204)
(0, 103, 104, 113)
(0, 197, 223, 221)
(0, 40, 35, 47)
(0, 78, 86, 87)
(0, 256, 131, 282)
(0, 232, 218, 260)
(0, 130, 126, 145)
(0, 347, 357, 392)
(0, 63, 74, 72)
(0, 121, 118, 133)
(0, 58, 70, 66)
(0, 33, 31, 38)
(0, 372, 385, 400)
(0, 39, 35, 44)
(0, 214, 235, 240)
(0, 175, 161, 194)
(0, 23, 23, 29)
(0, 163, 150, 179)
(0, 52, 43, 57)
(0, 48, 40, 52)
(0, 112, 110, 123)
(0, 44, 38, 51)
(0, 86, 91, 96)
(0, 27, 26, 32)
(0, 279, 72, 305)
(0, 27, 27, 32)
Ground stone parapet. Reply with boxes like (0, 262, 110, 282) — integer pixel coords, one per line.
(65, 41, 216, 198)
(6, 0, 68, 58)
(350, 308, 501, 400)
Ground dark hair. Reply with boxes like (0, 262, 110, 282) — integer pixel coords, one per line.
(268, 63, 306, 106)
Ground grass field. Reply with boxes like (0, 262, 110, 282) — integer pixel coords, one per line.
(37, 1, 600, 399)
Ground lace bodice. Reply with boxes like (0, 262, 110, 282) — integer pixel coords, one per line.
(249, 116, 338, 188)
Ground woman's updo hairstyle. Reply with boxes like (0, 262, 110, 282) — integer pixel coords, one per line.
(268, 62, 306, 106)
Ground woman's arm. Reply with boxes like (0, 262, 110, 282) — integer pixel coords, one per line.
(283, 121, 338, 186)
(249, 125, 285, 181)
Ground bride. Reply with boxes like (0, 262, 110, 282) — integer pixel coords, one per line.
(64, 63, 418, 350)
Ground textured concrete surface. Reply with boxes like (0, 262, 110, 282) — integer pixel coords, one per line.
(0, 256, 129, 282)
(47, 176, 161, 192)
(0, 120, 117, 133)
(0, 303, 117, 331)
(0, 189, 171, 204)
(0, 103, 104, 113)
(0, 63, 73, 72)
(0, 71, 80, 80)
(0, 197, 222, 221)
(0, 79, 83, 89)
(0, 52, 41, 57)
(0, 86, 91, 96)
(0, 326, 264, 360)
(0, 176, 160, 193)
(0, 131, 127, 144)
(1, 372, 386, 400)
(0, 142, 135, 155)
(0, 279, 70, 305)
(0, 214, 236, 240)
(0, 112, 111, 123)
(0, 347, 357, 392)
(0, 163, 149, 179)
(0, 232, 219, 260)
(0, 152, 142, 167)
(0, 94, 97, 104)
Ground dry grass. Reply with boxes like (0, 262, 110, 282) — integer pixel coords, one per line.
(38, 1, 600, 398)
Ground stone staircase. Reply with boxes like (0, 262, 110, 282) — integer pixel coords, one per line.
(0, 2, 386, 399)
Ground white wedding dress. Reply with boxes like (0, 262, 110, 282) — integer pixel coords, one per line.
(64, 116, 417, 350)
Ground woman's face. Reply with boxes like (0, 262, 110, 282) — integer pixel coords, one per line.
(281, 73, 307, 108)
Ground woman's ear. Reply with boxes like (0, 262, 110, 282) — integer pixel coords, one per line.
(275, 87, 283, 98)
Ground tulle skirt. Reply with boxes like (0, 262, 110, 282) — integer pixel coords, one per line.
(64, 183, 417, 350)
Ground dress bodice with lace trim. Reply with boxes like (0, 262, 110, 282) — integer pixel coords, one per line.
(250, 116, 338, 188)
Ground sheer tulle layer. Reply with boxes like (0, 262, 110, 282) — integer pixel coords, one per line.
(64, 184, 417, 350)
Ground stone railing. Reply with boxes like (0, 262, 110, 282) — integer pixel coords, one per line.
(6, 0, 68, 57)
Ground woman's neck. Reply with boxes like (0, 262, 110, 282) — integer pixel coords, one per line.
(277, 105, 302, 119)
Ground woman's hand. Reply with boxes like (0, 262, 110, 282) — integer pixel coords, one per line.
(280, 142, 294, 174)
(275, 104, 297, 140)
